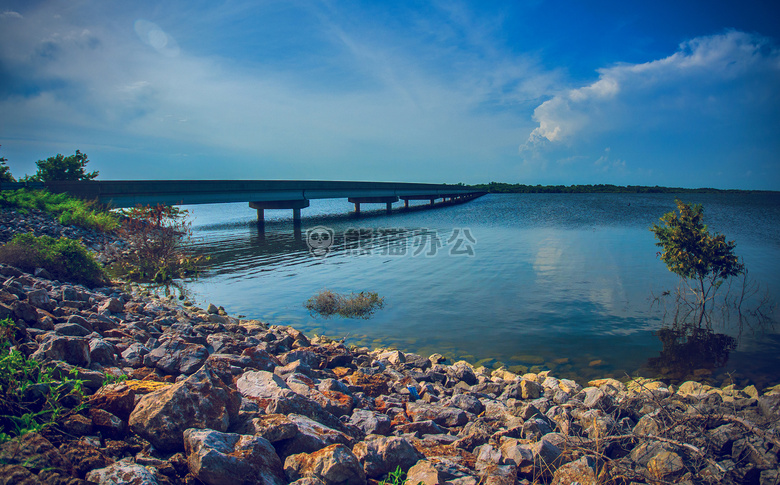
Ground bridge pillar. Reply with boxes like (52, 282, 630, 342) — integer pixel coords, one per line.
(249, 199, 310, 224)
(347, 196, 398, 215)
(430, 198, 435, 206)
(404, 199, 409, 208)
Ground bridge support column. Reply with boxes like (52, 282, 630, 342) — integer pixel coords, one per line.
(430, 198, 435, 206)
(249, 199, 310, 224)
(404, 199, 409, 208)
(347, 196, 398, 216)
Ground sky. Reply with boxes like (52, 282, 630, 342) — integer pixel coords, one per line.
(1, 0, 779, 189)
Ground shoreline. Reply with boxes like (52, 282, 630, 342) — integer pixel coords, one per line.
(1, 206, 779, 484)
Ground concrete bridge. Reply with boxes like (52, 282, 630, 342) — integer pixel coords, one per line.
(1, 180, 486, 223)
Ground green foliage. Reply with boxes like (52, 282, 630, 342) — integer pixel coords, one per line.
(378, 466, 422, 485)
(0, 319, 86, 443)
(0, 233, 109, 287)
(305, 289, 385, 319)
(25, 150, 98, 182)
(650, 200, 744, 302)
(0, 145, 14, 183)
(114, 204, 205, 283)
(0, 189, 119, 232)
(102, 373, 129, 386)
(469, 182, 763, 194)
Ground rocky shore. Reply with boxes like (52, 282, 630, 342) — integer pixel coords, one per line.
(1, 207, 779, 485)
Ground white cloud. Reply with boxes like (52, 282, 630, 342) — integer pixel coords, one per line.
(526, 30, 780, 146)
(1, 11, 23, 19)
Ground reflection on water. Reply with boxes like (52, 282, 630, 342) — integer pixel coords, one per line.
(180, 193, 780, 388)
(646, 327, 738, 382)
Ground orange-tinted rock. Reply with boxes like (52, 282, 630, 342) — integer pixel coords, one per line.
(347, 372, 388, 398)
(284, 444, 366, 485)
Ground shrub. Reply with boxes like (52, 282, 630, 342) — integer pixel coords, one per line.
(305, 289, 385, 319)
(650, 200, 743, 305)
(114, 204, 205, 283)
(0, 189, 119, 232)
(0, 233, 109, 287)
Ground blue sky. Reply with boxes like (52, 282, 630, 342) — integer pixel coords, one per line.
(1, 0, 779, 189)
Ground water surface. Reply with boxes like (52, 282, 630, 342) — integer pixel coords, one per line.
(180, 193, 780, 388)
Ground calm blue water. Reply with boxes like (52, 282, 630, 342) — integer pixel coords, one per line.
(178, 193, 780, 388)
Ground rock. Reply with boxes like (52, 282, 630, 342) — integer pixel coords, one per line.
(0, 433, 71, 474)
(89, 338, 117, 365)
(267, 389, 350, 434)
(349, 409, 392, 436)
(632, 415, 659, 436)
(450, 394, 484, 415)
(352, 436, 424, 478)
(275, 414, 355, 459)
(85, 459, 162, 485)
(519, 379, 542, 399)
(31, 335, 91, 367)
(406, 401, 468, 427)
(128, 364, 240, 452)
(89, 383, 137, 420)
(347, 372, 389, 397)
(98, 297, 124, 314)
(405, 460, 458, 484)
(54, 322, 92, 336)
(233, 414, 299, 443)
(89, 408, 128, 439)
(237, 370, 290, 402)
(183, 428, 286, 485)
(0, 464, 38, 485)
(551, 456, 598, 485)
(143, 337, 209, 375)
(284, 444, 367, 485)
(120, 342, 150, 367)
(394, 419, 446, 437)
(582, 387, 612, 409)
(676, 380, 706, 397)
(646, 450, 684, 479)
(27, 288, 54, 311)
(59, 439, 114, 478)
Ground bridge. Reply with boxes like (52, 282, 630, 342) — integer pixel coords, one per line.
(1, 180, 486, 223)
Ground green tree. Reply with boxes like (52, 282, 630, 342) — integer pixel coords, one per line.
(28, 150, 98, 181)
(650, 200, 743, 306)
(0, 145, 14, 182)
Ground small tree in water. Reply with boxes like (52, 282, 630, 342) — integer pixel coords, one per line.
(650, 200, 743, 308)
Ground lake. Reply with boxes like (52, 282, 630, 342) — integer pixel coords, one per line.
(178, 192, 780, 389)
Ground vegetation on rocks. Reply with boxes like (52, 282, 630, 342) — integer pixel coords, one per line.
(0, 318, 86, 444)
(0, 146, 13, 183)
(112, 204, 205, 283)
(305, 289, 385, 319)
(0, 233, 109, 287)
(0, 189, 119, 233)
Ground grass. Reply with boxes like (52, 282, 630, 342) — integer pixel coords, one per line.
(0, 318, 86, 444)
(0, 188, 119, 232)
(305, 289, 385, 319)
(0, 233, 109, 287)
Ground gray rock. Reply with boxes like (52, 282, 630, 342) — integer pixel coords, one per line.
(237, 370, 290, 400)
(349, 409, 392, 436)
(89, 339, 117, 365)
(121, 342, 149, 367)
(352, 436, 424, 478)
(183, 428, 286, 485)
(98, 297, 124, 314)
(406, 401, 468, 427)
(26, 288, 54, 311)
(450, 394, 485, 415)
(85, 459, 161, 485)
(31, 335, 91, 367)
(54, 322, 91, 337)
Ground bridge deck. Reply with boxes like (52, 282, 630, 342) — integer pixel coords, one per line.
(1, 180, 482, 209)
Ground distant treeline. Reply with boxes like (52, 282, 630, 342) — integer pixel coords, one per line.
(464, 182, 772, 194)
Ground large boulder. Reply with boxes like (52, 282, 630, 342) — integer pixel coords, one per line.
(128, 364, 240, 452)
(183, 428, 286, 485)
(85, 459, 161, 485)
(284, 444, 366, 485)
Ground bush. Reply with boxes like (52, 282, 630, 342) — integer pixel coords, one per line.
(305, 289, 385, 319)
(650, 200, 743, 305)
(114, 204, 205, 283)
(0, 189, 119, 232)
(0, 233, 109, 287)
